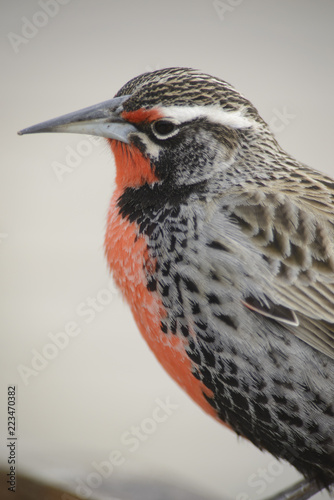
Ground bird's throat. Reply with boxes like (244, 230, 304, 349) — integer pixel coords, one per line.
(109, 139, 158, 189)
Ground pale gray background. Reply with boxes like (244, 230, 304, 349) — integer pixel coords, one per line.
(1, 1, 334, 499)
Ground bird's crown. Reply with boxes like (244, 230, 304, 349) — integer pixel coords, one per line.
(116, 67, 264, 128)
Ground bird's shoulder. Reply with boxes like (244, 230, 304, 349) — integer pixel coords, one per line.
(206, 163, 334, 358)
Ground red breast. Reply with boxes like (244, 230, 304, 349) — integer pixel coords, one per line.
(104, 139, 219, 421)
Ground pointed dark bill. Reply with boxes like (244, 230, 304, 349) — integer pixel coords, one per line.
(18, 95, 136, 143)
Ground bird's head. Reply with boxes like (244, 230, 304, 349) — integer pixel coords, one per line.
(19, 67, 276, 195)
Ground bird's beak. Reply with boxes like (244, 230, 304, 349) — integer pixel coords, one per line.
(18, 95, 136, 144)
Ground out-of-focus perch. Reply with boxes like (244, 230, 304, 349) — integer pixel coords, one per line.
(0, 468, 89, 500)
(0, 469, 223, 500)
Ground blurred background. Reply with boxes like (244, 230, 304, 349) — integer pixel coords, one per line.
(1, 1, 333, 499)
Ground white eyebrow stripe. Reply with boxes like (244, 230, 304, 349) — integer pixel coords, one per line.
(159, 105, 254, 129)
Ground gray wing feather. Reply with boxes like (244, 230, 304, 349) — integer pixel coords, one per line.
(208, 166, 334, 358)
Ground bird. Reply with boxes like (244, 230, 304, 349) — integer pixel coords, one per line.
(18, 67, 334, 500)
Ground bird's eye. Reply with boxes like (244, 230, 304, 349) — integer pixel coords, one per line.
(151, 119, 179, 139)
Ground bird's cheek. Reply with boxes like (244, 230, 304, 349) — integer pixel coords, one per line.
(108, 139, 159, 188)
